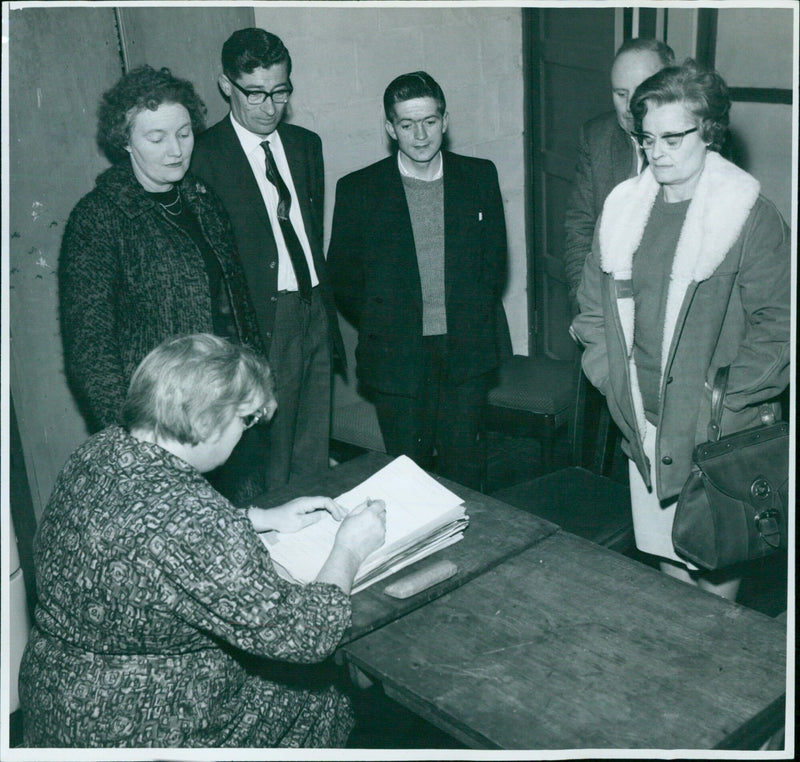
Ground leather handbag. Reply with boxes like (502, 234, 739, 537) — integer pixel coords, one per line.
(672, 366, 789, 570)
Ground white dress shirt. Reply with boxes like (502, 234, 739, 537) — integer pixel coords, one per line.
(229, 114, 319, 290)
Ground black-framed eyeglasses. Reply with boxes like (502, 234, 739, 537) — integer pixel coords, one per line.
(632, 127, 699, 150)
(241, 406, 270, 429)
(228, 78, 293, 105)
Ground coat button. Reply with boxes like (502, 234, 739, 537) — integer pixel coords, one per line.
(662, 456, 673, 465)
(666, 376, 674, 384)
(270, 296, 278, 303)
(375, 296, 383, 304)
(269, 260, 276, 269)
(266, 331, 272, 339)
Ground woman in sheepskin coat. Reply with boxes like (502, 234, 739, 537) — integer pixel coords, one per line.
(571, 61, 790, 600)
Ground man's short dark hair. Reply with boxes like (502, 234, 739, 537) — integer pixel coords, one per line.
(383, 71, 446, 121)
(615, 37, 675, 68)
(221, 28, 292, 82)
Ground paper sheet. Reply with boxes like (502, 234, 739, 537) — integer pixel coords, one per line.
(260, 455, 467, 588)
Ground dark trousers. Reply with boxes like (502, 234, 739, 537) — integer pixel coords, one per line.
(371, 335, 488, 490)
(266, 287, 332, 489)
(206, 289, 331, 503)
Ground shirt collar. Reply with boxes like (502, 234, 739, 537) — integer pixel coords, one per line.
(397, 150, 444, 181)
(229, 112, 283, 155)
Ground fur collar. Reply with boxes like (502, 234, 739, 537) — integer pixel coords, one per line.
(597, 151, 760, 438)
(598, 151, 760, 280)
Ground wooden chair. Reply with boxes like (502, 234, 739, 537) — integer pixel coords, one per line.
(480, 353, 579, 488)
(490, 359, 634, 554)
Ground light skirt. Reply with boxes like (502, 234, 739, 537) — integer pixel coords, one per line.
(629, 420, 699, 570)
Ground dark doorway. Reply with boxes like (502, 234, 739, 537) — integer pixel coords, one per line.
(523, 6, 618, 361)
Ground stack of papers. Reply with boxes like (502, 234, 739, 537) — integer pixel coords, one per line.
(260, 455, 468, 594)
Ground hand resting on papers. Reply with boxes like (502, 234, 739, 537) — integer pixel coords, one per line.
(247, 497, 348, 534)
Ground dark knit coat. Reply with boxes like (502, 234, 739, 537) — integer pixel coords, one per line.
(59, 162, 265, 431)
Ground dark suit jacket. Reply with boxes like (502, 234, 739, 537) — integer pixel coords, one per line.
(327, 151, 508, 396)
(563, 111, 637, 314)
(192, 117, 344, 367)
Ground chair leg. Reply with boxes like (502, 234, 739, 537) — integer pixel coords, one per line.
(592, 403, 617, 476)
(542, 434, 554, 473)
(479, 429, 489, 493)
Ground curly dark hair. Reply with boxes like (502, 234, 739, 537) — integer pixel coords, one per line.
(630, 59, 731, 151)
(97, 65, 207, 163)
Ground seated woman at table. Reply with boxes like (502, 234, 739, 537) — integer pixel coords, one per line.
(19, 333, 386, 748)
(571, 61, 789, 600)
(59, 64, 266, 503)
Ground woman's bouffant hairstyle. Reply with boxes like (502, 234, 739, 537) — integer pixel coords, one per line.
(630, 59, 731, 151)
(383, 71, 446, 121)
(122, 334, 275, 446)
(221, 28, 292, 82)
(97, 65, 207, 163)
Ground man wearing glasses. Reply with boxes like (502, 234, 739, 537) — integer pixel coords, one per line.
(328, 72, 508, 490)
(563, 37, 674, 318)
(193, 28, 344, 494)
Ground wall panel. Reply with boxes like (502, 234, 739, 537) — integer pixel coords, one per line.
(8, 6, 121, 517)
(117, 6, 255, 127)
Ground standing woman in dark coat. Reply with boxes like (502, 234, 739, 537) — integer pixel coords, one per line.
(60, 65, 267, 502)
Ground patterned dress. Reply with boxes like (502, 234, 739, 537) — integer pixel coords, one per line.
(19, 427, 354, 748)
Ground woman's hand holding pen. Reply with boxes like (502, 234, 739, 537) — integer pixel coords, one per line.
(316, 498, 386, 593)
(333, 498, 387, 565)
(247, 496, 348, 534)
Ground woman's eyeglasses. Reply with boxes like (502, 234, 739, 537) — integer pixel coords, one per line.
(241, 406, 270, 429)
(633, 127, 698, 151)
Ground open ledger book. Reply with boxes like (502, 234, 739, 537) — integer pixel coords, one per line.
(260, 455, 468, 594)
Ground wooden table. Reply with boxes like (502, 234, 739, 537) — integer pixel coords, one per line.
(342, 529, 788, 750)
(251, 452, 557, 643)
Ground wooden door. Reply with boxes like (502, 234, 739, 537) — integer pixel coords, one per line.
(524, 7, 618, 360)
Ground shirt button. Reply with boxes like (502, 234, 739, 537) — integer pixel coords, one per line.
(662, 456, 673, 465)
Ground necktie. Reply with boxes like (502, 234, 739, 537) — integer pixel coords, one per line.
(261, 140, 312, 302)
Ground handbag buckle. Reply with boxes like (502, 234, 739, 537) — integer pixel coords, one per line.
(750, 477, 772, 501)
(754, 508, 781, 549)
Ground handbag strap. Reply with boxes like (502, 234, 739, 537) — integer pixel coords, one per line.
(707, 365, 730, 442)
